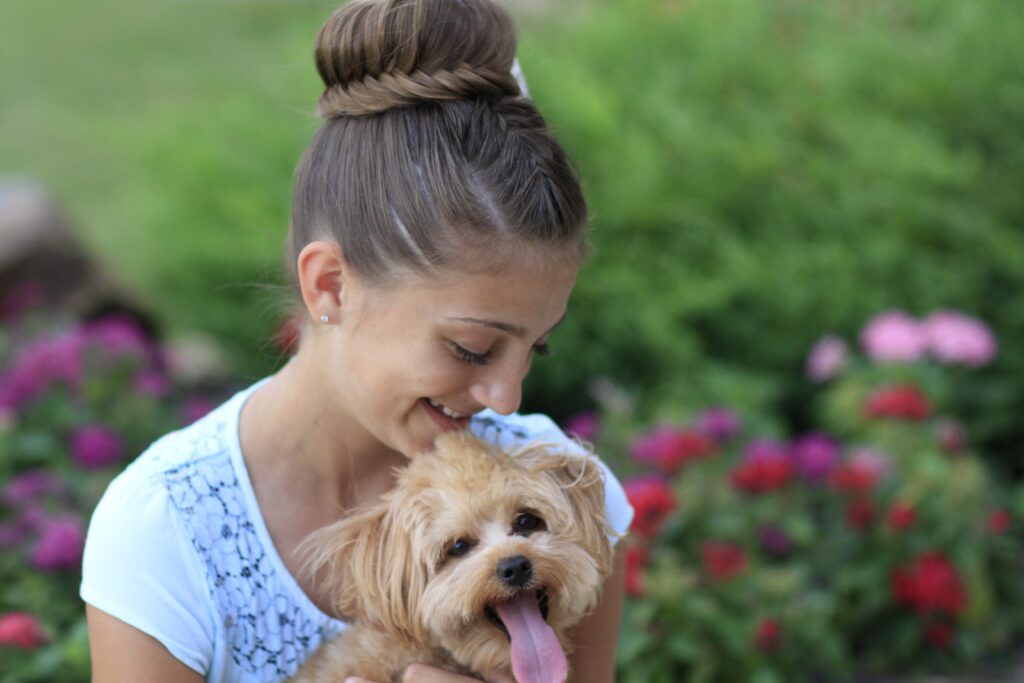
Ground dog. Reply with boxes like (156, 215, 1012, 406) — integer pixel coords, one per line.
(292, 430, 614, 683)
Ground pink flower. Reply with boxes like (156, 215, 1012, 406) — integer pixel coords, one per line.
(792, 433, 840, 482)
(0, 612, 47, 649)
(564, 412, 600, 443)
(830, 448, 889, 493)
(631, 426, 715, 474)
(84, 314, 154, 361)
(860, 311, 927, 363)
(70, 425, 123, 469)
(922, 310, 997, 367)
(806, 335, 848, 382)
(936, 419, 967, 454)
(864, 384, 932, 421)
(0, 330, 85, 412)
(30, 516, 84, 572)
(695, 407, 741, 442)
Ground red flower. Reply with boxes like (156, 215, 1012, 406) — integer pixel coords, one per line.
(631, 427, 716, 474)
(0, 612, 47, 649)
(924, 621, 954, 649)
(891, 552, 967, 617)
(887, 501, 917, 532)
(623, 477, 676, 539)
(829, 461, 883, 494)
(700, 541, 748, 581)
(755, 618, 782, 652)
(864, 384, 932, 421)
(846, 498, 875, 531)
(625, 546, 649, 597)
(730, 456, 795, 494)
(988, 509, 1012, 534)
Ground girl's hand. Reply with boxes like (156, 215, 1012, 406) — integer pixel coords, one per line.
(345, 663, 490, 683)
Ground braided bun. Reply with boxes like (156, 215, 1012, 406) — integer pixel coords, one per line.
(315, 0, 521, 118)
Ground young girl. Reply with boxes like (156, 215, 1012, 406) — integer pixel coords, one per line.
(80, 1, 634, 681)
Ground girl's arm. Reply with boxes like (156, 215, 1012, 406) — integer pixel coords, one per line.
(86, 604, 204, 683)
(566, 543, 627, 683)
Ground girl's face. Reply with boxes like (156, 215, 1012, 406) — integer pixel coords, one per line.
(321, 257, 578, 459)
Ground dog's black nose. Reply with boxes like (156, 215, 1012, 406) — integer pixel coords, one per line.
(497, 555, 533, 587)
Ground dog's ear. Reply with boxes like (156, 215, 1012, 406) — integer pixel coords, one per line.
(514, 445, 615, 579)
(297, 502, 430, 644)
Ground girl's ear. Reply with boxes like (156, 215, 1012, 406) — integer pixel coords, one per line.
(297, 501, 430, 645)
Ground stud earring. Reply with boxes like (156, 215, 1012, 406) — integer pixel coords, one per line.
(320, 313, 329, 323)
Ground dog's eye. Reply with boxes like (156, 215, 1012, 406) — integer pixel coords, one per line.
(514, 512, 545, 535)
(448, 539, 474, 557)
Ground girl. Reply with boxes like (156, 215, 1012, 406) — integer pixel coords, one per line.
(81, 1, 633, 681)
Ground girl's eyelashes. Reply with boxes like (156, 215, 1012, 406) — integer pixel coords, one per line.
(448, 341, 553, 365)
(450, 342, 491, 365)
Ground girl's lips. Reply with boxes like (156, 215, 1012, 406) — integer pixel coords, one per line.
(420, 398, 472, 431)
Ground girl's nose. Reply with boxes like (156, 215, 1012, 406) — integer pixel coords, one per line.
(469, 358, 526, 416)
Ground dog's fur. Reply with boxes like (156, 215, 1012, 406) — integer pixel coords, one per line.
(292, 431, 613, 683)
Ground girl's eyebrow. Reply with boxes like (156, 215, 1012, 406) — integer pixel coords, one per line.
(447, 312, 567, 339)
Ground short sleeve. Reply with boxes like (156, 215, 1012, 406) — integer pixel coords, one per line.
(471, 410, 635, 543)
(80, 465, 215, 675)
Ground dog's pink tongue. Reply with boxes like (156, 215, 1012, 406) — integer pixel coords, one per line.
(494, 594, 567, 683)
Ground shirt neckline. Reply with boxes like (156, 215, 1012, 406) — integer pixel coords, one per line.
(223, 376, 347, 628)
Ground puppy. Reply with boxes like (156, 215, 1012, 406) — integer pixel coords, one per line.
(293, 431, 614, 683)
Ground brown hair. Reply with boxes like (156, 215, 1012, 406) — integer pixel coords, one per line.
(287, 0, 589, 290)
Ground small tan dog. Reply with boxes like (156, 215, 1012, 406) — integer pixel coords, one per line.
(293, 431, 614, 683)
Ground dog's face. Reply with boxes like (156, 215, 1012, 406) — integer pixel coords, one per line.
(301, 432, 613, 683)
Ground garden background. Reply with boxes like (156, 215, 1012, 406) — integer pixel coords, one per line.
(2, 0, 1024, 681)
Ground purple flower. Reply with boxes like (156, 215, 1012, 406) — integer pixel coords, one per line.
(2, 469, 63, 508)
(84, 314, 154, 361)
(30, 516, 84, 572)
(922, 310, 997, 367)
(860, 311, 928, 363)
(695, 407, 741, 443)
(564, 412, 600, 442)
(134, 369, 170, 397)
(806, 335, 848, 382)
(744, 438, 790, 463)
(181, 397, 216, 425)
(757, 525, 792, 558)
(792, 433, 840, 482)
(0, 330, 85, 412)
(70, 425, 123, 469)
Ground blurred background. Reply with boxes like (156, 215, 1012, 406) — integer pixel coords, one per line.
(2, 0, 1023, 681)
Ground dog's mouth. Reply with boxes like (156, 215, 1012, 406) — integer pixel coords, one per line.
(485, 588, 549, 641)
(485, 589, 566, 683)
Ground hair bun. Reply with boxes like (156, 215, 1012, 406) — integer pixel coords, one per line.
(314, 0, 520, 118)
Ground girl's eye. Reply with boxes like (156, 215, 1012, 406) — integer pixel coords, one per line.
(450, 343, 491, 365)
(448, 538, 475, 557)
(513, 512, 545, 535)
(532, 343, 551, 357)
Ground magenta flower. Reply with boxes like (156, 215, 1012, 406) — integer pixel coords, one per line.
(2, 469, 63, 508)
(30, 516, 84, 572)
(922, 310, 997, 367)
(564, 412, 600, 442)
(792, 433, 840, 482)
(860, 311, 927, 363)
(806, 335, 848, 382)
(695, 407, 741, 442)
(70, 425, 123, 469)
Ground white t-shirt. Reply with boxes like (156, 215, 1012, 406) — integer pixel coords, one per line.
(80, 377, 634, 682)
